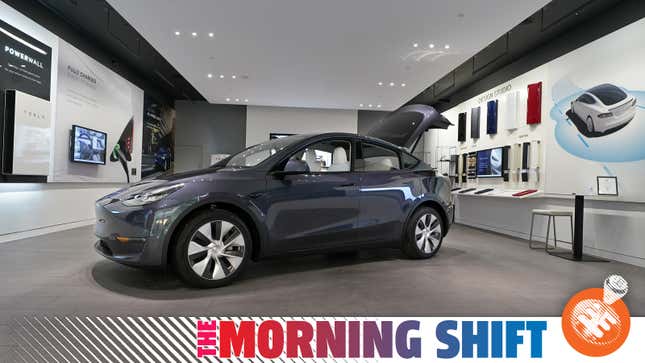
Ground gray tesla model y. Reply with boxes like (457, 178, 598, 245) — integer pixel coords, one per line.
(95, 105, 454, 287)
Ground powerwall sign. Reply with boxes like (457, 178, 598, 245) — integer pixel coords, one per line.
(0, 19, 51, 100)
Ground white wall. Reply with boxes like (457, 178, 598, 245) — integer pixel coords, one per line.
(246, 106, 357, 146)
(0, 2, 121, 243)
(428, 19, 645, 267)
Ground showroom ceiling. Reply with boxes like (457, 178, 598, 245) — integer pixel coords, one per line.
(106, 0, 550, 111)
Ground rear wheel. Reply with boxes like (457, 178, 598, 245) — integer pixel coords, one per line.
(587, 116, 595, 133)
(172, 209, 251, 288)
(402, 207, 444, 259)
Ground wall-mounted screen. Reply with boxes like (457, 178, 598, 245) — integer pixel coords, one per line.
(467, 152, 478, 179)
(70, 125, 107, 164)
(477, 147, 503, 178)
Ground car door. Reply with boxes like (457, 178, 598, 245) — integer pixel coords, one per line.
(262, 137, 361, 253)
(359, 104, 452, 243)
(355, 141, 418, 243)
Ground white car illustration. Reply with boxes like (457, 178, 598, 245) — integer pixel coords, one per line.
(570, 84, 636, 134)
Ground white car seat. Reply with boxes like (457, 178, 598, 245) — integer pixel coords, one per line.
(304, 149, 321, 172)
(327, 147, 350, 172)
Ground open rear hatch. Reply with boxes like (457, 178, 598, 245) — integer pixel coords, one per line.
(365, 104, 452, 151)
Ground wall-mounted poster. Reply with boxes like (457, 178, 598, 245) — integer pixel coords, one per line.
(0, 18, 53, 181)
(503, 91, 519, 130)
(470, 106, 480, 139)
(141, 96, 175, 178)
(486, 99, 498, 134)
(457, 112, 466, 142)
(52, 40, 143, 183)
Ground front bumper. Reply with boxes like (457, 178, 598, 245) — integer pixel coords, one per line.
(94, 198, 188, 267)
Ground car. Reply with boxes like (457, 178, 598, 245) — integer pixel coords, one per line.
(94, 105, 454, 288)
(570, 83, 636, 135)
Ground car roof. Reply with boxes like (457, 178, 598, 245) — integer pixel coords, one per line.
(302, 132, 407, 151)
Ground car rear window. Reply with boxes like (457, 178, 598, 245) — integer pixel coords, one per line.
(588, 84, 627, 105)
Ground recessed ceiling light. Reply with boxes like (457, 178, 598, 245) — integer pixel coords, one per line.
(377, 104, 382, 108)
(429, 43, 435, 49)
(368, 104, 373, 108)
(207, 73, 212, 78)
(191, 32, 198, 37)
(235, 98, 240, 102)
(208, 32, 214, 37)
(444, 44, 450, 49)
(401, 83, 406, 87)
(359, 103, 364, 107)
(231, 75, 237, 79)
(226, 98, 231, 102)
(389, 82, 395, 87)
(377, 82, 383, 86)
(244, 99, 249, 102)
(413, 43, 419, 48)
(174, 31, 181, 36)
(219, 74, 225, 79)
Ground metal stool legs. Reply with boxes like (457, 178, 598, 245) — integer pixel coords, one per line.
(529, 214, 557, 250)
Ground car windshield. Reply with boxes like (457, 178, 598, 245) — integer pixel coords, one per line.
(222, 135, 308, 167)
(588, 84, 628, 105)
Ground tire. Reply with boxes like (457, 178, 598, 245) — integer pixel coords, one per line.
(587, 116, 595, 133)
(402, 207, 444, 259)
(172, 209, 252, 288)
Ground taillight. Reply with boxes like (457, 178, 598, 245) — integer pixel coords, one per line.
(598, 112, 613, 118)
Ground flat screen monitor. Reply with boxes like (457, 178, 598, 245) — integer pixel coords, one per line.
(70, 125, 107, 164)
(477, 147, 503, 178)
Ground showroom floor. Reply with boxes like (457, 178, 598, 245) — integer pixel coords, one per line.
(1, 224, 644, 339)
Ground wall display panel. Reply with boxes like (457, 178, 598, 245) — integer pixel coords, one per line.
(486, 100, 498, 134)
(2, 90, 51, 175)
(503, 91, 520, 130)
(501, 146, 510, 182)
(521, 142, 530, 182)
(466, 152, 477, 179)
(476, 147, 502, 178)
(546, 17, 645, 201)
(526, 81, 542, 124)
(461, 153, 467, 183)
(52, 40, 143, 183)
(470, 107, 480, 139)
(457, 112, 466, 142)
(141, 95, 175, 178)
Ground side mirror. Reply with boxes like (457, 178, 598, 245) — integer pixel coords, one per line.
(272, 159, 309, 177)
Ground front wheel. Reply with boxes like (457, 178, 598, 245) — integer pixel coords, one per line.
(402, 207, 444, 259)
(172, 209, 252, 288)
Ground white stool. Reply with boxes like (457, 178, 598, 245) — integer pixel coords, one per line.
(529, 209, 573, 250)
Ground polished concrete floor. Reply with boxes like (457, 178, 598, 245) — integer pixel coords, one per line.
(1, 223, 645, 350)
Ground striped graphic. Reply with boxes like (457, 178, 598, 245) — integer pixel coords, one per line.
(8, 316, 354, 363)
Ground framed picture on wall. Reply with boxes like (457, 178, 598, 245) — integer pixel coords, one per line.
(597, 176, 618, 196)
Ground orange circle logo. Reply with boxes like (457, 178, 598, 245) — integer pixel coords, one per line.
(562, 287, 630, 356)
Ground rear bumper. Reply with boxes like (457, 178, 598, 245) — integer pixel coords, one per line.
(596, 108, 635, 133)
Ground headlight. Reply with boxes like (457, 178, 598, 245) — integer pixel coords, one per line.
(122, 183, 184, 206)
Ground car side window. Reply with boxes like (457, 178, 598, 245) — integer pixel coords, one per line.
(579, 94, 595, 104)
(286, 139, 352, 172)
(401, 152, 420, 169)
(356, 142, 400, 171)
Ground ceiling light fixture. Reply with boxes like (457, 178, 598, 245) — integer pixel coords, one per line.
(235, 98, 240, 102)
(219, 74, 225, 79)
(377, 104, 382, 108)
(401, 83, 406, 87)
(174, 31, 181, 36)
(413, 43, 419, 48)
(377, 82, 383, 86)
(207, 73, 212, 78)
(191, 32, 198, 37)
(244, 99, 249, 102)
(368, 104, 373, 108)
(429, 44, 435, 48)
(444, 44, 450, 49)
(389, 82, 395, 87)
(226, 98, 231, 102)
(359, 103, 364, 107)
(231, 75, 237, 79)
(208, 32, 214, 37)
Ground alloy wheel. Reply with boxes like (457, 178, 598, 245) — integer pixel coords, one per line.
(187, 220, 245, 280)
(414, 213, 442, 254)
